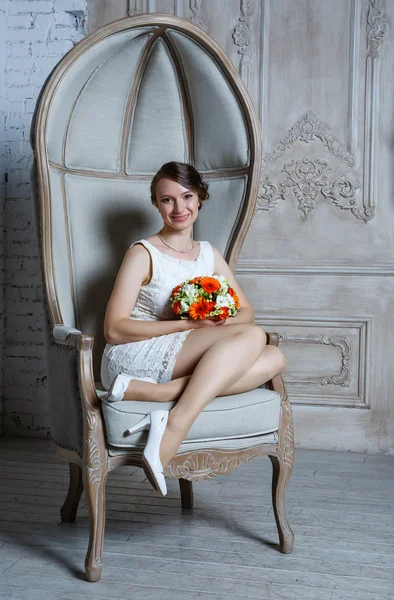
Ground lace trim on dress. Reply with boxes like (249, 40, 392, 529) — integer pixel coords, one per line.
(157, 329, 192, 382)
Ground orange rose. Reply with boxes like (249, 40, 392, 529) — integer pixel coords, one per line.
(189, 297, 214, 320)
(173, 301, 181, 314)
(200, 277, 221, 293)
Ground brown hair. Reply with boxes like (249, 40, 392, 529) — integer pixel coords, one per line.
(150, 162, 209, 210)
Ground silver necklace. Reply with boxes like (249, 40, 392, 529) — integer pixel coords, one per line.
(158, 234, 194, 254)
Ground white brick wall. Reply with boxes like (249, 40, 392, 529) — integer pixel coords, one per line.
(2, 0, 87, 437)
(0, 3, 7, 436)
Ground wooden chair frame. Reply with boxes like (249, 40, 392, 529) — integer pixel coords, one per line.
(32, 14, 294, 582)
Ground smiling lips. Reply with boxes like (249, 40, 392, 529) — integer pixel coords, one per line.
(171, 214, 189, 222)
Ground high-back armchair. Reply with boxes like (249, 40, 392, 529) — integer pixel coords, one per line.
(31, 14, 294, 582)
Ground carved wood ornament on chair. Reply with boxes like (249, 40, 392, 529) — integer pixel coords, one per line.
(31, 14, 294, 582)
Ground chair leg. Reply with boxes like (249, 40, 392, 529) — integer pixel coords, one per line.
(269, 454, 294, 553)
(60, 462, 84, 523)
(179, 478, 194, 509)
(83, 466, 108, 582)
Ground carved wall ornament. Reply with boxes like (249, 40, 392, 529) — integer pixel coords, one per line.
(255, 158, 359, 221)
(321, 178, 367, 222)
(189, 0, 205, 31)
(367, 0, 388, 58)
(279, 333, 351, 387)
(262, 111, 355, 168)
(255, 176, 280, 212)
(232, 0, 253, 82)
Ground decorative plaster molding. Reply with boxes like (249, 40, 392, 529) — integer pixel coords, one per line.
(360, 0, 388, 223)
(321, 176, 364, 221)
(232, 0, 253, 84)
(189, 0, 205, 31)
(279, 334, 351, 387)
(255, 176, 280, 212)
(257, 2, 390, 225)
(366, 0, 388, 58)
(281, 158, 331, 220)
(262, 112, 355, 168)
(255, 158, 359, 221)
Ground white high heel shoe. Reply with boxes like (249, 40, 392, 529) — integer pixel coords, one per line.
(106, 373, 156, 402)
(125, 410, 169, 496)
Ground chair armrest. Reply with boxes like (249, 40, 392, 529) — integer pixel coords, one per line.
(53, 325, 83, 348)
(51, 325, 108, 464)
(265, 332, 280, 347)
(53, 325, 83, 341)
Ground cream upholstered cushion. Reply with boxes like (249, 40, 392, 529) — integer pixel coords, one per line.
(98, 385, 280, 449)
(108, 433, 278, 457)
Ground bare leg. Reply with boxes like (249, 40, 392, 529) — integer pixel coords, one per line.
(159, 324, 267, 466)
(122, 344, 285, 402)
(122, 323, 257, 401)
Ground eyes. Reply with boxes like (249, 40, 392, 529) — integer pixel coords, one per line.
(161, 193, 194, 203)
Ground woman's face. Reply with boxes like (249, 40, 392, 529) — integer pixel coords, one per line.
(155, 177, 200, 230)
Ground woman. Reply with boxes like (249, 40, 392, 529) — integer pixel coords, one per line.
(101, 161, 286, 496)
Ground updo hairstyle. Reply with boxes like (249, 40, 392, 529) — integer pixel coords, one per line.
(150, 161, 209, 210)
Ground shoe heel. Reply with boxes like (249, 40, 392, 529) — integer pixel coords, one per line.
(143, 410, 169, 496)
(125, 414, 151, 436)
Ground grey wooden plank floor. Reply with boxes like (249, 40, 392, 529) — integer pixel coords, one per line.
(0, 439, 393, 600)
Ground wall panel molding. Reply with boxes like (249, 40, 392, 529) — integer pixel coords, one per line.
(255, 315, 370, 408)
(361, 0, 389, 222)
(236, 262, 394, 275)
(279, 333, 352, 388)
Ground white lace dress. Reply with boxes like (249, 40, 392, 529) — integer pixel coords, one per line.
(100, 239, 215, 389)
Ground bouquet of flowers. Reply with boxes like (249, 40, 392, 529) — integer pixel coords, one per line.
(170, 275, 240, 320)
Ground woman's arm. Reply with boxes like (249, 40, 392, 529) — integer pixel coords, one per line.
(104, 244, 223, 345)
(211, 245, 255, 325)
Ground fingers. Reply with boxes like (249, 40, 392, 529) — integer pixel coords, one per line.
(191, 318, 227, 328)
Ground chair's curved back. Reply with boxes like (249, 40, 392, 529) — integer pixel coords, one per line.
(32, 14, 262, 378)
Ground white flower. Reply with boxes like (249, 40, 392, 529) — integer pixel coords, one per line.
(180, 299, 191, 312)
(225, 293, 235, 305)
(215, 295, 230, 308)
(182, 284, 199, 299)
(213, 274, 229, 294)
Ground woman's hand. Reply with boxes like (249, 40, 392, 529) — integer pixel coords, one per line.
(191, 317, 227, 328)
